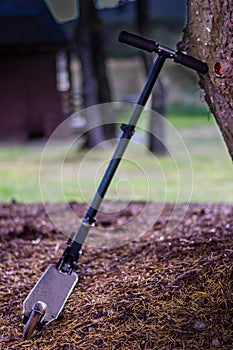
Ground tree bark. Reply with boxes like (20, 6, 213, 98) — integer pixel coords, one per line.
(179, 0, 233, 160)
(136, 0, 167, 155)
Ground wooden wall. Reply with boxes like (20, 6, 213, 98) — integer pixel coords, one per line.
(0, 51, 67, 141)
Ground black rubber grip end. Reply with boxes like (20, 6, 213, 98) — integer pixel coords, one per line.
(174, 51, 208, 74)
(118, 30, 127, 43)
(118, 31, 156, 53)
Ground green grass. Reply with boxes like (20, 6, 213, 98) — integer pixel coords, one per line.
(0, 112, 232, 204)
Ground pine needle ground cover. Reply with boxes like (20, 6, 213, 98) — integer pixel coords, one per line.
(0, 202, 232, 350)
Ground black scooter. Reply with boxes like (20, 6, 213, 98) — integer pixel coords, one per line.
(22, 31, 208, 339)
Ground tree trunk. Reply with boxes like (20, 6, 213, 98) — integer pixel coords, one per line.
(91, 9, 115, 140)
(179, 0, 233, 160)
(75, 0, 114, 148)
(136, 0, 167, 155)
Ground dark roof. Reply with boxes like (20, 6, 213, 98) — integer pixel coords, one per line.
(0, 0, 67, 46)
(97, 0, 186, 24)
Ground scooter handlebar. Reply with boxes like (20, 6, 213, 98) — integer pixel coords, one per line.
(118, 31, 208, 74)
(174, 51, 208, 74)
(119, 30, 156, 53)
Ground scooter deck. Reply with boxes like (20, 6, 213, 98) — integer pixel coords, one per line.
(22, 264, 78, 324)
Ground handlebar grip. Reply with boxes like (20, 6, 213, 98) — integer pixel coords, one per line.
(174, 51, 208, 74)
(119, 31, 156, 53)
(119, 31, 208, 74)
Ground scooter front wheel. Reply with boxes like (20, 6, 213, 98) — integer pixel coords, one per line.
(23, 301, 47, 339)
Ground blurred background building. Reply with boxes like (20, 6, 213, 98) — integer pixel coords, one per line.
(0, 0, 71, 141)
(0, 0, 206, 143)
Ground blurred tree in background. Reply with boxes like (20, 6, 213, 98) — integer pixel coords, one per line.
(136, 0, 166, 155)
(75, 0, 115, 148)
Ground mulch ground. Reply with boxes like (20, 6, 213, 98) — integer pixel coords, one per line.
(0, 201, 232, 350)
